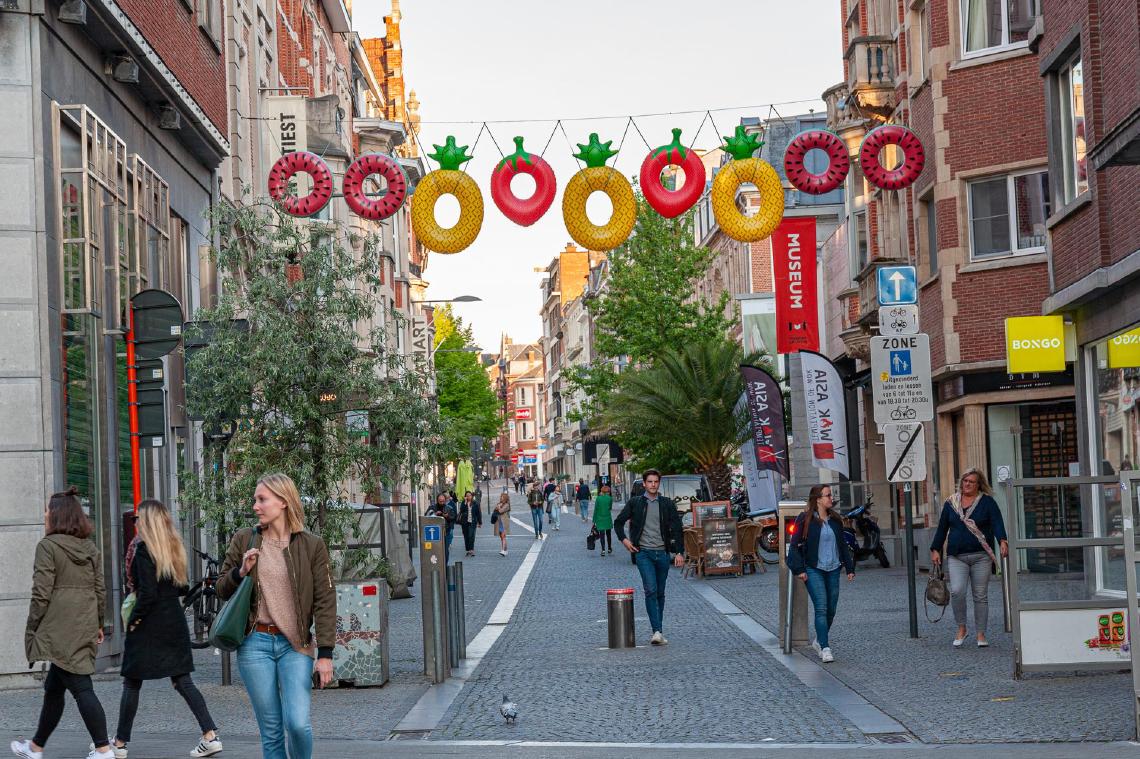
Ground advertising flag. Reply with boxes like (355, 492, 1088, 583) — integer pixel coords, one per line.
(740, 364, 788, 480)
(772, 217, 819, 354)
(799, 350, 849, 478)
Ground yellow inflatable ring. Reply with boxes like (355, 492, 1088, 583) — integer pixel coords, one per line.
(561, 134, 636, 251)
(711, 126, 785, 243)
(410, 136, 484, 254)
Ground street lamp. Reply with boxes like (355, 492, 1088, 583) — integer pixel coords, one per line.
(417, 295, 482, 304)
(430, 344, 482, 359)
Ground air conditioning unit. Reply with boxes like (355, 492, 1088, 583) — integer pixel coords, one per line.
(58, 0, 87, 23)
(158, 105, 181, 131)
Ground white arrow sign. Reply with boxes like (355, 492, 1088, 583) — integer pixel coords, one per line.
(889, 271, 905, 301)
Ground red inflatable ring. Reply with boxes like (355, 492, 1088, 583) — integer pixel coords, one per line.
(491, 136, 557, 226)
(342, 153, 408, 221)
(267, 151, 334, 216)
(639, 128, 705, 218)
(859, 125, 925, 191)
(784, 130, 850, 195)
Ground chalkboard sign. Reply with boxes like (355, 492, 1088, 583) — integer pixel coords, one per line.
(692, 501, 731, 528)
(702, 518, 741, 576)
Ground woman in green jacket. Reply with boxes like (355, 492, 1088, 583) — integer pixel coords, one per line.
(592, 484, 615, 555)
(12, 487, 114, 759)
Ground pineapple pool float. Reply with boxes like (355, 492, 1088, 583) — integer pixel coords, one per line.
(562, 133, 636, 251)
(711, 126, 784, 243)
(411, 136, 484, 254)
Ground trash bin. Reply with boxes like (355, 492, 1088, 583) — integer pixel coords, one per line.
(606, 588, 636, 649)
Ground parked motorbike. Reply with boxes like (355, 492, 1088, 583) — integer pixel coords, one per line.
(732, 491, 779, 565)
(841, 498, 891, 568)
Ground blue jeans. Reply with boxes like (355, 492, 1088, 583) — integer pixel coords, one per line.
(578, 500, 590, 519)
(804, 567, 842, 648)
(549, 504, 561, 529)
(634, 548, 671, 634)
(530, 508, 543, 535)
(237, 632, 314, 759)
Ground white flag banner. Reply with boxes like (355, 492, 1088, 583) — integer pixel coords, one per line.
(799, 350, 850, 479)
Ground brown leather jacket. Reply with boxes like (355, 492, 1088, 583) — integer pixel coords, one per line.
(216, 527, 336, 659)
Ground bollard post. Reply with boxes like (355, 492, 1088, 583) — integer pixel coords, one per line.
(454, 561, 467, 660)
(904, 484, 918, 639)
(1001, 553, 1013, 633)
(419, 515, 450, 683)
(220, 651, 231, 686)
(446, 564, 459, 669)
(777, 501, 809, 653)
(606, 588, 635, 648)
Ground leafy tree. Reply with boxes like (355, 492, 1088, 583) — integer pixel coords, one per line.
(601, 336, 772, 499)
(567, 193, 733, 472)
(180, 198, 443, 577)
(431, 305, 500, 464)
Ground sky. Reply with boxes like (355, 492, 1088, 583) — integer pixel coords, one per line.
(353, 0, 843, 352)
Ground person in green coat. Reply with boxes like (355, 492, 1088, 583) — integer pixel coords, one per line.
(12, 487, 114, 759)
(592, 484, 615, 555)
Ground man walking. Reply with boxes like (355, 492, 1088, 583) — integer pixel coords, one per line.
(526, 483, 546, 539)
(431, 492, 459, 563)
(614, 469, 684, 645)
(575, 479, 592, 522)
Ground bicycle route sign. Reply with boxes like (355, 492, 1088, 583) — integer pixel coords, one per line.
(878, 304, 919, 336)
(871, 334, 933, 424)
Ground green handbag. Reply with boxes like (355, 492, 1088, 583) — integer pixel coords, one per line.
(208, 533, 260, 652)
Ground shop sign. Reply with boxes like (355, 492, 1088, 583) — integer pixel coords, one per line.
(1107, 326, 1140, 369)
(1005, 316, 1066, 373)
(515, 407, 532, 420)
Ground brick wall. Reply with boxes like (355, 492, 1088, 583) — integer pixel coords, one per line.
(750, 238, 773, 292)
(117, 0, 227, 132)
(951, 263, 1050, 362)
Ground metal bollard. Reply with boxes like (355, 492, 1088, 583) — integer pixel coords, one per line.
(454, 561, 467, 660)
(446, 565, 460, 668)
(606, 588, 636, 648)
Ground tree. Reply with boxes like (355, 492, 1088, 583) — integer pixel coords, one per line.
(431, 305, 500, 464)
(566, 192, 733, 472)
(180, 198, 443, 577)
(601, 336, 774, 499)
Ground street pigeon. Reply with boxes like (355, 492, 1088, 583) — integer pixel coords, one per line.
(500, 694, 518, 725)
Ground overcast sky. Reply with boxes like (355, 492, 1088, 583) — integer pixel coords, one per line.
(353, 0, 843, 351)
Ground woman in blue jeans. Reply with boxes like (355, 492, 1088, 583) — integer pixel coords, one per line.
(787, 484, 855, 663)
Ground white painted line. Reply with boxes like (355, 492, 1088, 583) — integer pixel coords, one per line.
(510, 515, 535, 534)
(393, 537, 544, 733)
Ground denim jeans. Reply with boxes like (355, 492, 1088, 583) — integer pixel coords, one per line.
(578, 500, 590, 519)
(237, 632, 314, 759)
(804, 567, 842, 648)
(549, 504, 561, 529)
(947, 551, 992, 634)
(116, 674, 216, 743)
(33, 665, 109, 748)
(634, 548, 672, 634)
(530, 508, 543, 535)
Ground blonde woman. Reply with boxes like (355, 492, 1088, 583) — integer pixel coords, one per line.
(110, 500, 221, 758)
(216, 474, 336, 759)
(930, 468, 1009, 648)
(493, 492, 511, 556)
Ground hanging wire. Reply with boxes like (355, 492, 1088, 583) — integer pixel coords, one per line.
(558, 121, 584, 169)
(482, 122, 506, 159)
(686, 110, 712, 153)
(629, 117, 653, 152)
(409, 97, 823, 125)
(538, 119, 562, 159)
(707, 109, 727, 149)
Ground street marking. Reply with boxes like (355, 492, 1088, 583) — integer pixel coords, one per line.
(510, 515, 535, 534)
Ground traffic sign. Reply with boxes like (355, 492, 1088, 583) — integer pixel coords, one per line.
(877, 266, 917, 306)
(871, 334, 933, 424)
(879, 304, 919, 336)
(423, 525, 441, 542)
(884, 423, 926, 482)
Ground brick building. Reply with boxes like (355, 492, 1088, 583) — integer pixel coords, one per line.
(491, 338, 545, 479)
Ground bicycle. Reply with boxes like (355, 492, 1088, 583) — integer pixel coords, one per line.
(183, 548, 222, 649)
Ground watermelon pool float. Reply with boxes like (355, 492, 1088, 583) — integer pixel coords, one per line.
(860, 125, 925, 191)
(639, 128, 705, 218)
(784, 130, 849, 195)
(267, 150, 334, 217)
(342, 153, 408, 221)
(491, 136, 557, 226)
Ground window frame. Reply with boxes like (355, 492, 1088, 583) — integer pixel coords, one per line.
(1054, 51, 1089, 206)
(920, 191, 938, 276)
(966, 169, 1049, 261)
(959, 0, 1035, 58)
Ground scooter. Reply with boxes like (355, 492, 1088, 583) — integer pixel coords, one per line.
(841, 498, 891, 568)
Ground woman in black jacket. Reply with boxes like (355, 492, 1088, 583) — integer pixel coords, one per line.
(787, 484, 855, 663)
(113, 500, 221, 758)
(459, 491, 482, 557)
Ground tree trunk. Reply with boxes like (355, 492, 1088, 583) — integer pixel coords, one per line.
(703, 459, 733, 501)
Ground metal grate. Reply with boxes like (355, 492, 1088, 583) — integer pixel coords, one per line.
(387, 730, 431, 741)
(868, 733, 918, 744)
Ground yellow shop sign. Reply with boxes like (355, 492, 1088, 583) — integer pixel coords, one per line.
(1108, 326, 1140, 369)
(1005, 316, 1066, 373)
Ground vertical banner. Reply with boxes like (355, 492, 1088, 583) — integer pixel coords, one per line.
(772, 216, 819, 354)
(261, 95, 308, 191)
(737, 394, 781, 515)
(799, 350, 849, 478)
(740, 365, 789, 480)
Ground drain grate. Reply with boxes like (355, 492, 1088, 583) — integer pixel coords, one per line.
(387, 730, 431, 741)
(868, 733, 918, 744)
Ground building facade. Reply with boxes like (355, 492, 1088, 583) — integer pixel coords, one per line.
(491, 338, 544, 479)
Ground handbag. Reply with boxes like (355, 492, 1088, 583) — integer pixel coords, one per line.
(208, 532, 261, 652)
(924, 563, 950, 621)
(587, 525, 599, 551)
(120, 591, 137, 629)
(490, 510, 499, 525)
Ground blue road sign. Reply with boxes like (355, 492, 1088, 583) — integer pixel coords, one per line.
(877, 266, 918, 306)
(889, 350, 912, 376)
(423, 525, 441, 542)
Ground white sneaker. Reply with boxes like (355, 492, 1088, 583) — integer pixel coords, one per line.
(811, 640, 822, 655)
(10, 740, 42, 759)
(820, 647, 835, 663)
(499, 550, 507, 556)
(86, 748, 116, 759)
(88, 742, 126, 759)
(650, 631, 668, 645)
(190, 737, 223, 757)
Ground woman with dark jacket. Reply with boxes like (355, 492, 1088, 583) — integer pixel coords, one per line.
(12, 487, 114, 759)
(111, 499, 221, 758)
(787, 484, 855, 664)
(930, 468, 1008, 648)
(459, 491, 482, 557)
(216, 473, 336, 759)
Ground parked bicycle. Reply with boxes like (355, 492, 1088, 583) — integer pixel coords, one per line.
(182, 548, 221, 649)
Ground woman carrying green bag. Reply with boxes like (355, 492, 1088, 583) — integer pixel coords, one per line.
(215, 473, 336, 759)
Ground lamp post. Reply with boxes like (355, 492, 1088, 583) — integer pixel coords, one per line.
(417, 295, 482, 304)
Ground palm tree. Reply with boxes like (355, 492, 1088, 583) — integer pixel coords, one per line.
(601, 336, 779, 500)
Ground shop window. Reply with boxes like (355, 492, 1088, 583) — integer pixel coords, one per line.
(1054, 54, 1088, 205)
(967, 171, 1048, 259)
(961, 0, 1036, 55)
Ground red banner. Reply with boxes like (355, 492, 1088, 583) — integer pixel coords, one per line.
(772, 217, 819, 354)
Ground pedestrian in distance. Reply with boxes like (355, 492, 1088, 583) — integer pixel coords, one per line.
(787, 484, 856, 664)
(592, 484, 614, 555)
(11, 487, 114, 759)
(493, 492, 511, 556)
(459, 490, 482, 557)
(109, 499, 222, 758)
(430, 493, 458, 564)
(575, 479, 592, 522)
(614, 469, 685, 645)
(543, 478, 556, 498)
(930, 467, 1008, 648)
(546, 486, 564, 531)
(526, 484, 546, 540)
(215, 473, 337, 759)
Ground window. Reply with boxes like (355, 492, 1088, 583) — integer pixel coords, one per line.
(968, 171, 1049, 259)
(921, 193, 938, 275)
(852, 211, 870, 274)
(198, 0, 222, 46)
(516, 386, 528, 406)
(912, 3, 931, 80)
(1056, 55, 1088, 204)
(961, 0, 1036, 55)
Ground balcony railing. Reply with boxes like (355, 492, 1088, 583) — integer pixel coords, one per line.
(845, 36, 896, 113)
